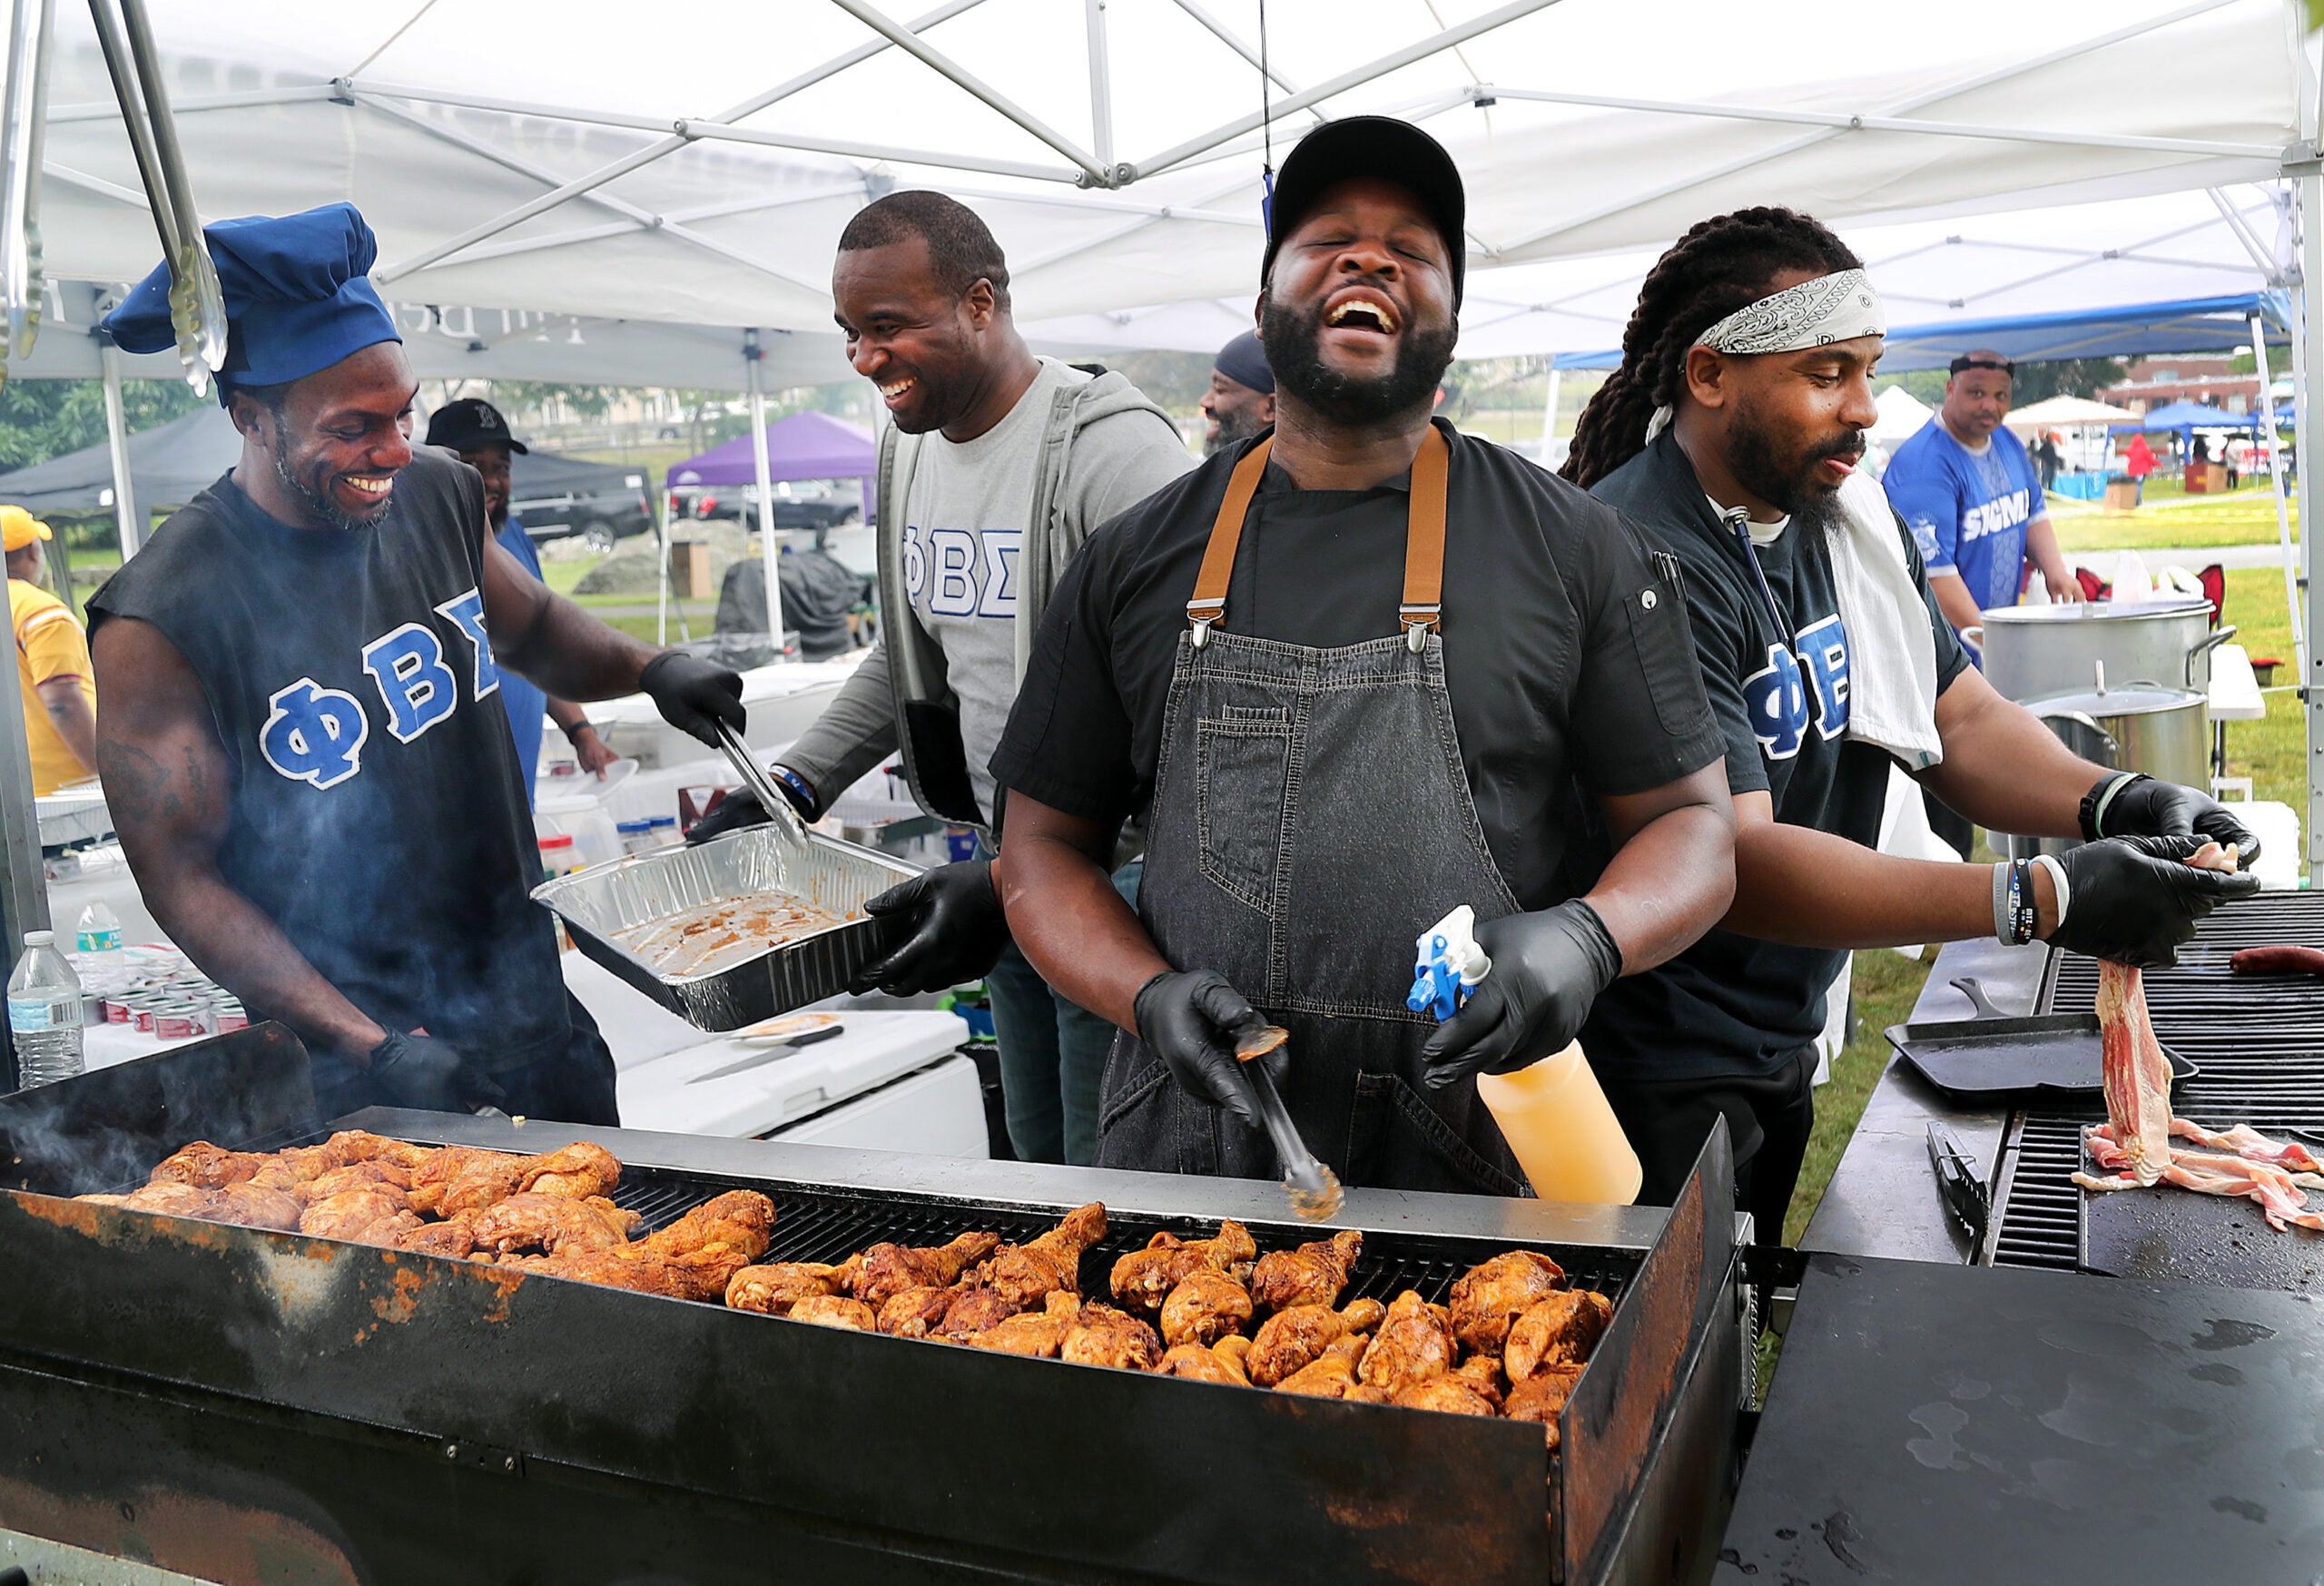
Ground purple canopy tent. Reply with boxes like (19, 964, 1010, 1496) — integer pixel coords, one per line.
(661, 409, 876, 647)
(667, 410, 874, 499)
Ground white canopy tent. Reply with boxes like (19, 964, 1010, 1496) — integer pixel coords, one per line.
(24, 0, 2307, 333)
(1023, 182, 2303, 360)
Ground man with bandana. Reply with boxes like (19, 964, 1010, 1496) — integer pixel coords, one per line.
(85, 204, 748, 1123)
(986, 119, 1738, 1195)
(1561, 207, 2260, 1234)
(1200, 331, 1274, 456)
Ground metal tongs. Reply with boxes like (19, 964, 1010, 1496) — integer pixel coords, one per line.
(1234, 1025, 1344, 1222)
(712, 718, 812, 856)
(85, 0, 226, 391)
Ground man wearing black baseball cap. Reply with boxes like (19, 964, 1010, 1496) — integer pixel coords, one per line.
(1201, 330, 1275, 456)
(424, 398, 615, 793)
(987, 119, 1738, 1193)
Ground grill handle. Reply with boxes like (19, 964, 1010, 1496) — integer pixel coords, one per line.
(1949, 976, 2011, 1021)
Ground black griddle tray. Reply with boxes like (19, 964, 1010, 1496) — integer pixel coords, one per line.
(1885, 1010, 2197, 1098)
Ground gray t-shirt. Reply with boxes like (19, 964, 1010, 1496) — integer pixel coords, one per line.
(902, 358, 1189, 816)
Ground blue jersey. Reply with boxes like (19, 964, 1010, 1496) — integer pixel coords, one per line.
(1883, 421, 2043, 620)
(495, 517, 547, 803)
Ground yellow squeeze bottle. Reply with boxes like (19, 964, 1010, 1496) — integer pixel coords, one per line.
(1409, 905, 1641, 1207)
(1474, 1040, 1642, 1207)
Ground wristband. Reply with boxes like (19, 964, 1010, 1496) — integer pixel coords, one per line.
(1992, 861, 2012, 944)
(2030, 852, 2071, 931)
(2079, 772, 2141, 841)
(768, 763, 819, 821)
(560, 719, 599, 747)
(2003, 860, 2040, 946)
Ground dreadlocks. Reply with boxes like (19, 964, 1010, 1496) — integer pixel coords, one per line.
(1561, 208, 1861, 490)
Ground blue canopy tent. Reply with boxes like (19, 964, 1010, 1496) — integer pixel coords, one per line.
(2109, 399, 2268, 442)
(1552, 291, 2292, 373)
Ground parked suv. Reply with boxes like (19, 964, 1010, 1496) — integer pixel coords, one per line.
(679, 479, 864, 533)
(509, 453, 655, 552)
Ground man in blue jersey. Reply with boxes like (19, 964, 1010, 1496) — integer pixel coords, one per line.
(1883, 350, 2080, 641)
(424, 399, 616, 800)
(1881, 350, 2081, 852)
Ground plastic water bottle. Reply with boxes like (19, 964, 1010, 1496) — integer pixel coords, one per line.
(75, 900, 123, 958)
(8, 930, 84, 1088)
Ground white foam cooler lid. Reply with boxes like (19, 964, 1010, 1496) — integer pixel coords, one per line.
(615, 1009, 971, 1138)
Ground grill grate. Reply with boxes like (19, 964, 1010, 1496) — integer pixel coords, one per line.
(1988, 892, 2324, 1269)
(602, 1162, 1633, 1310)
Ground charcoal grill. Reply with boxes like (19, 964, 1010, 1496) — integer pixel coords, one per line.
(0, 1029, 1746, 1586)
(1985, 892, 2324, 1275)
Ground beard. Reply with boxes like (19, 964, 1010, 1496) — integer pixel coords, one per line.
(273, 448, 370, 533)
(1725, 396, 1866, 517)
(1204, 407, 1268, 457)
(1261, 292, 1455, 430)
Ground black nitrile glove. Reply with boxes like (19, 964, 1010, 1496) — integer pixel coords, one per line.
(684, 764, 814, 845)
(2051, 833, 2260, 968)
(2084, 771, 2260, 865)
(1133, 969, 1280, 1130)
(637, 650, 746, 748)
(1421, 901, 1621, 1089)
(847, 860, 1009, 995)
(368, 1031, 504, 1114)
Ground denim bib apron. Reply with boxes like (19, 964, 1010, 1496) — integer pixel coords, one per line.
(1091, 428, 1528, 1197)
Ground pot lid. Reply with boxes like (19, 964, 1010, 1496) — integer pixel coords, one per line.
(2023, 685, 2204, 716)
(1980, 596, 2211, 625)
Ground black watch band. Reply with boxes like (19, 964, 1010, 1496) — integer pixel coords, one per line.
(560, 719, 599, 747)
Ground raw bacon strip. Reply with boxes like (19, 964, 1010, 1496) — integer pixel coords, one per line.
(2096, 962, 2173, 1187)
(2076, 1142, 2324, 1233)
(2166, 1119, 2324, 1175)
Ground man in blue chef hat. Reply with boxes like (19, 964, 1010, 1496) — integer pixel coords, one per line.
(86, 203, 748, 1123)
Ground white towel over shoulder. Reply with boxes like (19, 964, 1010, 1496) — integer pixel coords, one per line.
(1829, 468, 1944, 770)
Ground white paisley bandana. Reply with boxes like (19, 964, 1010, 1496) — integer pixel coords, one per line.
(1643, 269, 1886, 443)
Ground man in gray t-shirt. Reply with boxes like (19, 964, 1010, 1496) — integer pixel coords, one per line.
(694, 192, 1192, 1165)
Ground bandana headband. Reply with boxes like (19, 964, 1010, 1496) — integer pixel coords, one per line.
(1643, 268, 1886, 442)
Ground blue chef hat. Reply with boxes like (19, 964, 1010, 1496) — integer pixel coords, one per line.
(101, 202, 402, 404)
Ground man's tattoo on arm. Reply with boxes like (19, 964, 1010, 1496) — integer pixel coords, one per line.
(97, 740, 180, 824)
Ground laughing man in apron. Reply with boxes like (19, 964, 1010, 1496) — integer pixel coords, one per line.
(986, 119, 1738, 1196)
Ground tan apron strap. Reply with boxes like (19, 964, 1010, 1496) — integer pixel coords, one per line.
(1400, 426, 1450, 652)
(1187, 427, 1450, 654)
(1187, 437, 1273, 647)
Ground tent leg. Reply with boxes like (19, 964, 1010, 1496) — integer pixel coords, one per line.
(1541, 354, 1561, 458)
(2251, 312, 2302, 678)
(746, 329, 785, 661)
(656, 488, 672, 647)
(2300, 172, 2324, 874)
(100, 342, 139, 559)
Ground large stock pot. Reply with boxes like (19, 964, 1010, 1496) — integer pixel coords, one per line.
(1974, 597, 2231, 704)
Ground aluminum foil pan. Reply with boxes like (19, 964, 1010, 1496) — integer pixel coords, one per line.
(531, 828, 918, 1030)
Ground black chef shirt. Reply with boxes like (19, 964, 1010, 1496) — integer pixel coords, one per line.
(990, 419, 1728, 911)
(1578, 429, 1972, 1080)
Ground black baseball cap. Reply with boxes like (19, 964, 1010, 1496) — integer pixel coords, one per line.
(1261, 116, 1467, 309)
(424, 397, 528, 455)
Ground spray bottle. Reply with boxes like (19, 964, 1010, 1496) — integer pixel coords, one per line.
(1409, 906, 1642, 1206)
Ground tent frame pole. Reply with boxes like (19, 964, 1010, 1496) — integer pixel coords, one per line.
(2300, 170, 2324, 872)
(2250, 310, 2302, 677)
(1085, 0, 1113, 174)
(656, 487, 672, 648)
(1541, 354, 1561, 456)
(99, 340, 138, 559)
(747, 330, 786, 659)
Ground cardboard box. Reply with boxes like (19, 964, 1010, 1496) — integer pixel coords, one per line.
(668, 538, 714, 600)
(2103, 481, 2140, 512)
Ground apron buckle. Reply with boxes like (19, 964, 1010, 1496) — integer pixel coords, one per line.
(1187, 597, 1226, 650)
(1400, 604, 1440, 653)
